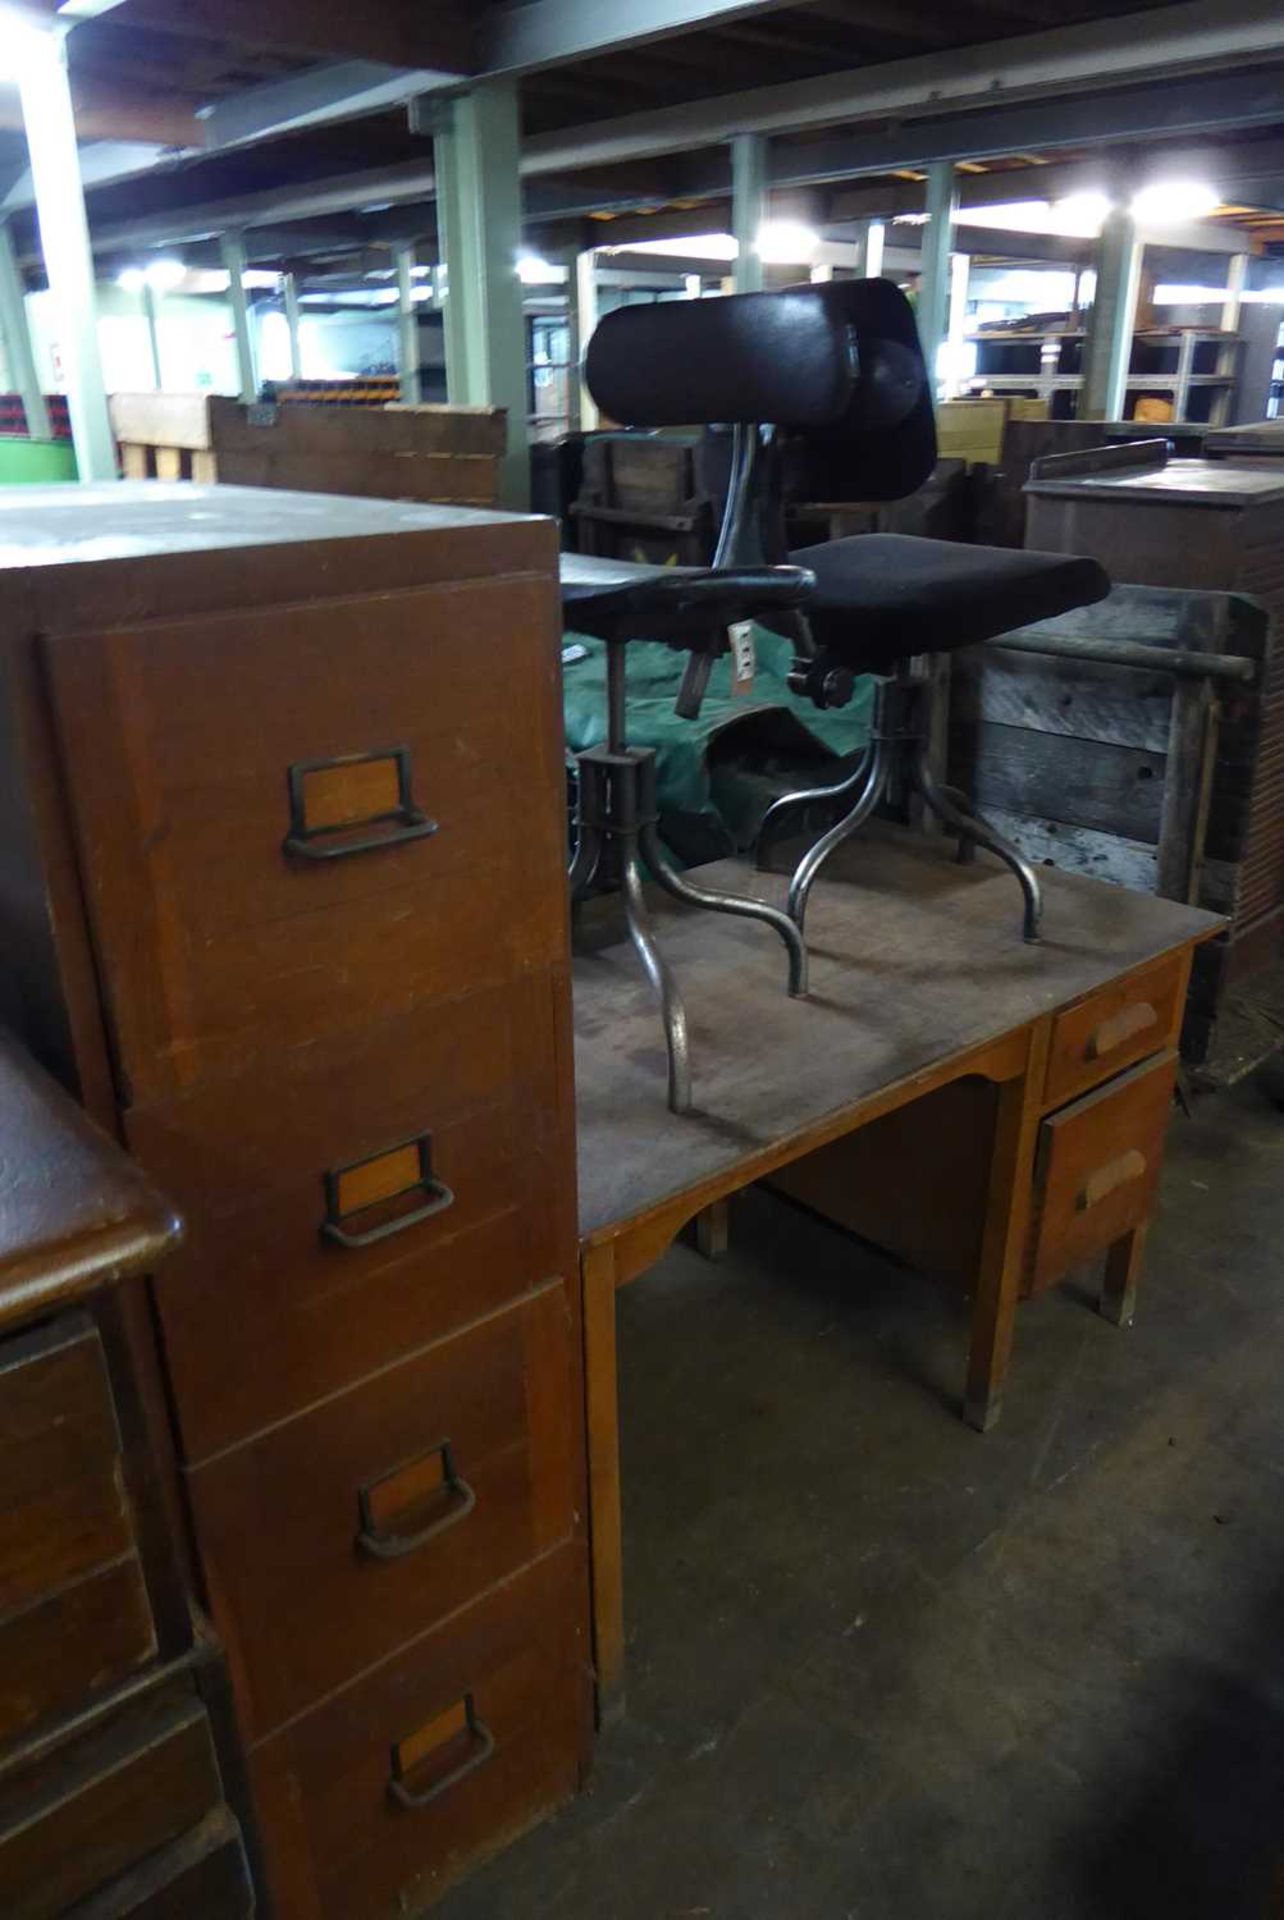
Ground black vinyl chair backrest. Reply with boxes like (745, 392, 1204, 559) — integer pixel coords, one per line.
(583, 281, 938, 565)
(584, 287, 857, 430)
(779, 277, 937, 506)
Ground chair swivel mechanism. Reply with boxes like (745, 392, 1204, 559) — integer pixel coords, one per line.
(560, 290, 867, 1113)
(741, 277, 1112, 937)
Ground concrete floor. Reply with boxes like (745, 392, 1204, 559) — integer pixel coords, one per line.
(440, 1070, 1284, 1920)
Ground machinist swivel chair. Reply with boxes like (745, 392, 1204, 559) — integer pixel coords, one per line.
(558, 289, 869, 1113)
(756, 277, 1111, 935)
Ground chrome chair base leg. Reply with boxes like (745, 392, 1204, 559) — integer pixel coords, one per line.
(786, 729, 892, 933)
(569, 740, 806, 1114)
(911, 749, 1043, 943)
(771, 666, 1041, 942)
(755, 740, 875, 870)
(622, 850, 693, 1114)
(641, 820, 808, 997)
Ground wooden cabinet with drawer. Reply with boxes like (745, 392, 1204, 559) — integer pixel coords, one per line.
(0, 484, 589, 1910)
(0, 1034, 254, 1915)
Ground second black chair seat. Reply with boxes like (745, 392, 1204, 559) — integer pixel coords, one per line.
(788, 533, 1109, 674)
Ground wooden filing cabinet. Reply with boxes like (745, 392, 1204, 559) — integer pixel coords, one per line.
(768, 946, 1191, 1309)
(0, 483, 590, 1914)
(0, 1034, 253, 1919)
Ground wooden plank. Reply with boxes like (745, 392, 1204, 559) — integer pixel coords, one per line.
(1157, 676, 1218, 901)
(963, 722, 1166, 842)
(977, 807, 1159, 893)
(107, 396, 212, 454)
(954, 649, 1172, 752)
(64, 1807, 252, 1919)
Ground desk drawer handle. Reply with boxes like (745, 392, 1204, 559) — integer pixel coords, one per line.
(284, 746, 438, 861)
(388, 1695, 494, 1811)
(322, 1135, 454, 1250)
(1077, 1148, 1147, 1213)
(357, 1440, 476, 1560)
(1087, 1002, 1158, 1061)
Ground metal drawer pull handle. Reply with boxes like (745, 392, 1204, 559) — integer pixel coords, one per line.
(357, 1440, 476, 1560)
(1077, 1148, 1147, 1212)
(322, 1134, 454, 1249)
(388, 1695, 495, 1811)
(284, 745, 438, 861)
(1087, 1002, 1158, 1060)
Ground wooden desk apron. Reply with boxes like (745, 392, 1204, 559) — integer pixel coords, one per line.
(573, 834, 1219, 1712)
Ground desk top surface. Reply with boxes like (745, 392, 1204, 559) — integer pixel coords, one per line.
(574, 834, 1217, 1242)
(1026, 459, 1284, 507)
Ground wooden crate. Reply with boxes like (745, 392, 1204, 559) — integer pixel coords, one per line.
(109, 394, 506, 507)
(936, 396, 1048, 466)
(950, 584, 1272, 1065)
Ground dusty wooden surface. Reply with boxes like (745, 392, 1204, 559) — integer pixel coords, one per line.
(574, 832, 1218, 1240)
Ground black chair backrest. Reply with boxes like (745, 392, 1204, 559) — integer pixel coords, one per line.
(585, 288, 856, 430)
(584, 280, 937, 515)
(780, 277, 937, 506)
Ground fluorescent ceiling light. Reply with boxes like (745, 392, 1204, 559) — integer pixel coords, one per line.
(516, 252, 561, 286)
(756, 219, 820, 264)
(603, 232, 739, 263)
(1152, 283, 1229, 304)
(1051, 192, 1113, 237)
(1130, 179, 1221, 225)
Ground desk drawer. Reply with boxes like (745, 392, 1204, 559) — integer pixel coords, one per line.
(47, 576, 567, 1100)
(190, 1283, 579, 1740)
(250, 1542, 589, 1920)
(127, 975, 573, 1460)
(0, 1685, 222, 1920)
(1029, 1051, 1178, 1293)
(1044, 952, 1187, 1109)
(0, 1318, 155, 1743)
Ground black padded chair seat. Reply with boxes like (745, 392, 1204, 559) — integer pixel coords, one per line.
(788, 533, 1109, 673)
(560, 551, 813, 644)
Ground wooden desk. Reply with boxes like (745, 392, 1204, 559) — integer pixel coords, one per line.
(575, 835, 1218, 1714)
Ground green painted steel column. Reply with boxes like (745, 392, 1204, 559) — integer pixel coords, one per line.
(1081, 208, 1141, 420)
(220, 233, 257, 403)
(574, 248, 599, 431)
(917, 160, 957, 396)
(433, 79, 529, 509)
(283, 271, 303, 381)
(731, 132, 766, 294)
(395, 244, 421, 405)
(16, 25, 115, 481)
(142, 286, 163, 389)
(0, 221, 49, 440)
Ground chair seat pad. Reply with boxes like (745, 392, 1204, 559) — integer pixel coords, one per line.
(788, 532, 1109, 671)
(560, 552, 812, 643)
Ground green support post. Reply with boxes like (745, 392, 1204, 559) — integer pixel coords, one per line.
(0, 221, 49, 440)
(433, 80, 530, 509)
(1081, 208, 1142, 420)
(731, 132, 766, 295)
(917, 161, 957, 396)
(220, 233, 257, 404)
(395, 244, 421, 405)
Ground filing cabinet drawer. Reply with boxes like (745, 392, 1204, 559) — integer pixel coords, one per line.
(47, 575, 568, 1099)
(1044, 951, 1187, 1109)
(126, 974, 574, 1460)
(0, 1317, 155, 1743)
(190, 1283, 580, 1739)
(250, 1541, 590, 1920)
(1028, 1051, 1178, 1293)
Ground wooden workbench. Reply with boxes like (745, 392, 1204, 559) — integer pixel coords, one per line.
(574, 833, 1218, 1714)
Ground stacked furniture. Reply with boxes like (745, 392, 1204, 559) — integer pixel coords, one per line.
(0, 482, 589, 1915)
(0, 1032, 253, 1916)
(1024, 441, 1284, 1063)
(109, 393, 506, 506)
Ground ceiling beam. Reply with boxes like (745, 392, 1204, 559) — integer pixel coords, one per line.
(482, 0, 799, 74)
(0, 74, 201, 146)
(115, 0, 476, 73)
(200, 61, 460, 149)
(521, 0, 1284, 171)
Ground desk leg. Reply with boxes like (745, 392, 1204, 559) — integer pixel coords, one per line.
(965, 1025, 1050, 1433)
(1101, 1222, 1146, 1328)
(582, 1240, 626, 1724)
(694, 1198, 730, 1261)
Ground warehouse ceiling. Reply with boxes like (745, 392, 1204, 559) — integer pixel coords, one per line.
(6, 0, 1284, 271)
